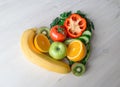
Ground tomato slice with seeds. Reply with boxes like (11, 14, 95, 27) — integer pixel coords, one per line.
(64, 14, 87, 38)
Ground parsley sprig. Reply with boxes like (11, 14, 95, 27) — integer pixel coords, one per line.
(50, 11, 72, 28)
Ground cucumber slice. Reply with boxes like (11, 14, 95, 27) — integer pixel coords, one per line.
(64, 39, 75, 45)
(78, 36, 90, 44)
(76, 38, 86, 44)
(71, 63, 85, 76)
(36, 26, 50, 38)
(82, 30, 92, 38)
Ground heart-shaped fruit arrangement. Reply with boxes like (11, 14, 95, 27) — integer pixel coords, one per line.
(21, 10, 94, 76)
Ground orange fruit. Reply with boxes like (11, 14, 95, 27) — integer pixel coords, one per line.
(34, 34, 50, 53)
(67, 40, 86, 62)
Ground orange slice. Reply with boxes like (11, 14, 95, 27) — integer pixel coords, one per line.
(67, 40, 86, 62)
(34, 34, 50, 53)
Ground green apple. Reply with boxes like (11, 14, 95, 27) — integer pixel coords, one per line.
(49, 42, 67, 60)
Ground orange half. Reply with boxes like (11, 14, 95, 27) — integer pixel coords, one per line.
(67, 40, 86, 62)
(34, 34, 50, 53)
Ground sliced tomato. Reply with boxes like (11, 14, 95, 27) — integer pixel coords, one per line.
(64, 13, 87, 38)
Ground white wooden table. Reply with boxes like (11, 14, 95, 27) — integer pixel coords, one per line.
(0, 0, 120, 87)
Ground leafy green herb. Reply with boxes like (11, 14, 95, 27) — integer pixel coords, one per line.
(91, 21, 95, 30)
(85, 18, 95, 32)
(58, 20, 64, 25)
(50, 17, 60, 28)
(81, 43, 90, 65)
(76, 10, 86, 18)
(60, 11, 71, 18)
(50, 11, 72, 28)
(68, 60, 75, 66)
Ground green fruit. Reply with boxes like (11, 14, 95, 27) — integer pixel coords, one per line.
(71, 63, 85, 76)
(37, 26, 50, 38)
(49, 42, 67, 60)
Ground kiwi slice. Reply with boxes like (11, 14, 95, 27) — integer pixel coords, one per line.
(37, 26, 50, 38)
(71, 63, 85, 76)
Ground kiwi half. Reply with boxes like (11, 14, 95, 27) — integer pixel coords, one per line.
(37, 26, 50, 38)
(71, 63, 85, 76)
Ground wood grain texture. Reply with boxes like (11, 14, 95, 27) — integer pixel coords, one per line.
(0, 0, 120, 87)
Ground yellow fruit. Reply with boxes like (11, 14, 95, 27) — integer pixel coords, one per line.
(21, 28, 70, 74)
(67, 40, 86, 62)
(34, 34, 50, 53)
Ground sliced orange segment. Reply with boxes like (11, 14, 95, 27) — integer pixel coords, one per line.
(67, 40, 86, 62)
(34, 34, 50, 53)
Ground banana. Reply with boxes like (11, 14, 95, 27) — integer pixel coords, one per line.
(21, 28, 70, 74)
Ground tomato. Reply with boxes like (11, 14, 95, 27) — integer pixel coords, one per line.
(50, 25, 67, 42)
(64, 14, 87, 38)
